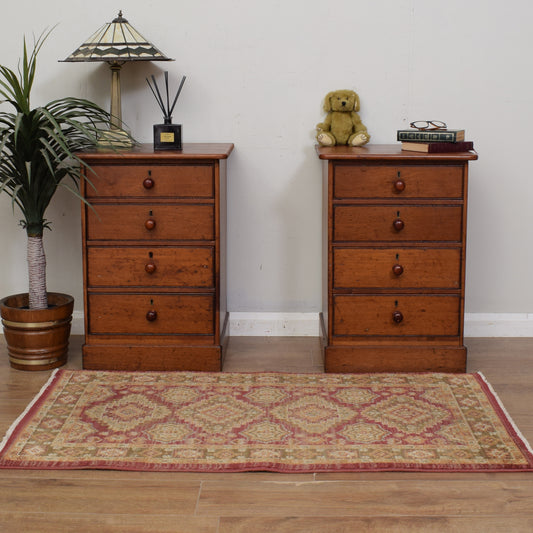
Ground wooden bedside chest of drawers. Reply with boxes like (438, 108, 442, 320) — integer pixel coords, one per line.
(317, 144, 478, 373)
(78, 143, 234, 371)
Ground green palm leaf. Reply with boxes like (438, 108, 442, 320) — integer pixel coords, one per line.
(0, 30, 133, 308)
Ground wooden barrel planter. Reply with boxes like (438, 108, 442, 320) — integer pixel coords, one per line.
(0, 292, 74, 371)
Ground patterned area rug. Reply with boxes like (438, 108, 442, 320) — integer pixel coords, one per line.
(1, 370, 532, 472)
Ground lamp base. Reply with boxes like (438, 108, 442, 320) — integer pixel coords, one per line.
(97, 129, 134, 149)
(154, 124, 182, 151)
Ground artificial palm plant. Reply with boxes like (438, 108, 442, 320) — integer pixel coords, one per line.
(0, 31, 118, 310)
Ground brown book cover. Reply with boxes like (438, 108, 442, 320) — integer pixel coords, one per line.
(401, 141, 474, 153)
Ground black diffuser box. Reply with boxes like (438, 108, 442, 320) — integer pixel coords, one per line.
(153, 123, 182, 151)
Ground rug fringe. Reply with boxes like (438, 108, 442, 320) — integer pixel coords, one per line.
(476, 371, 533, 456)
(0, 368, 60, 453)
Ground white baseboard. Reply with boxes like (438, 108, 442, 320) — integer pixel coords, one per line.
(229, 312, 321, 336)
(60, 311, 533, 338)
(71, 311, 85, 335)
(464, 313, 533, 337)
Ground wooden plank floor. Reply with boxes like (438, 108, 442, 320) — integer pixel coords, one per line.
(0, 336, 532, 532)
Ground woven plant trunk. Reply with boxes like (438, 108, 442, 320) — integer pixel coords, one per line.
(0, 293, 74, 371)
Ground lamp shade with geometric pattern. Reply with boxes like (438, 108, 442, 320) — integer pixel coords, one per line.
(62, 11, 173, 133)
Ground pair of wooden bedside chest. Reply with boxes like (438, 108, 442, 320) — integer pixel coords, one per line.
(78, 143, 477, 373)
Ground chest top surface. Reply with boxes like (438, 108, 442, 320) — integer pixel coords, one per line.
(316, 144, 478, 162)
(78, 143, 234, 163)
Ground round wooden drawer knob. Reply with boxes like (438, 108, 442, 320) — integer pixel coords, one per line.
(145, 218, 156, 231)
(143, 177, 155, 189)
(392, 264, 404, 276)
(394, 179, 406, 192)
(392, 310, 403, 323)
(393, 218, 405, 231)
(146, 310, 158, 322)
(145, 261, 157, 274)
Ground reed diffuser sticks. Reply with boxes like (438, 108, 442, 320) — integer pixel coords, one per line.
(147, 72, 186, 151)
(147, 72, 186, 124)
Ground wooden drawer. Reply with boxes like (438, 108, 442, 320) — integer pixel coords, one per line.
(87, 246, 214, 288)
(333, 205, 462, 242)
(88, 293, 214, 335)
(87, 204, 214, 241)
(333, 247, 461, 289)
(333, 295, 461, 337)
(86, 164, 214, 199)
(334, 164, 463, 199)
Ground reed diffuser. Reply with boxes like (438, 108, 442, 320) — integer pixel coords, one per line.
(147, 72, 186, 150)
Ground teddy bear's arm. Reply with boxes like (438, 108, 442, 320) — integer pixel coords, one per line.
(348, 111, 370, 146)
(350, 112, 367, 132)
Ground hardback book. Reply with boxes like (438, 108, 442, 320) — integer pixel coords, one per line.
(397, 129, 465, 142)
(401, 141, 474, 153)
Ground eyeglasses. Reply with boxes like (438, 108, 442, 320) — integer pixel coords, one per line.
(409, 120, 447, 131)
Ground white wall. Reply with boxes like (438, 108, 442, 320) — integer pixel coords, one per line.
(1, 1, 532, 331)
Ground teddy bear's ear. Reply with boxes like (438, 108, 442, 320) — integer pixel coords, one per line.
(352, 91, 360, 112)
(323, 92, 334, 112)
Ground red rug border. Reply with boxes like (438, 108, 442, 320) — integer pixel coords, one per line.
(1, 369, 532, 473)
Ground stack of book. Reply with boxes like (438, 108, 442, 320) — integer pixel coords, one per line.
(397, 128, 474, 153)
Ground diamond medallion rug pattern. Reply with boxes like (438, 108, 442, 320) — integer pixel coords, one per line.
(0, 370, 532, 472)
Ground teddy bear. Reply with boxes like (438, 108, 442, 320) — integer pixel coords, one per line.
(316, 89, 370, 146)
